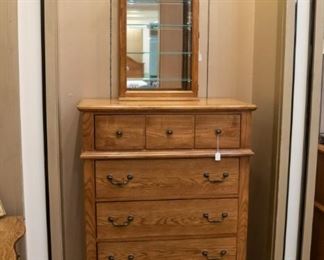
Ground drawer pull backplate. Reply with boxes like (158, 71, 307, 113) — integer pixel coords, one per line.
(203, 172, 229, 183)
(203, 212, 228, 224)
(108, 215, 134, 227)
(202, 250, 227, 260)
(108, 255, 135, 260)
(107, 174, 133, 186)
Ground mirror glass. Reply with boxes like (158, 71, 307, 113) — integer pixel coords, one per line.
(126, 0, 192, 90)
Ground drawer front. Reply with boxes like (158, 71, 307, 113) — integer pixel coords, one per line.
(98, 237, 237, 260)
(146, 115, 194, 149)
(195, 115, 241, 149)
(97, 199, 238, 241)
(95, 115, 145, 150)
(96, 158, 239, 201)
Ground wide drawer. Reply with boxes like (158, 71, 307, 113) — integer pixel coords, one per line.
(98, 237, 237, 260)
(96, 158, 239, 201)
(97, 199, 238, 241)
(146, 115, 194, 149)
(195, 115, 241, 149)
(95, 115, 145, 150)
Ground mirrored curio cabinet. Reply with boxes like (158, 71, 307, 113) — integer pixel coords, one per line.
(119, 0, 199, 99)
(78, 1, 256, 259)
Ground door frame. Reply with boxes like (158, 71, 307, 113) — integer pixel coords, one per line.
(300, 0, 324, 258)
(271, 1, 296, 259)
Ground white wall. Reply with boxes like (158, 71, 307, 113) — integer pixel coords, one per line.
(17, 0, 49, 259)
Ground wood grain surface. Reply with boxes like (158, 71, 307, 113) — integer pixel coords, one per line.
(83, 161, 97, 260)
(95, 115, 145, 150)
(82, 113, 94, 151)
(80, 99, 255, 260)
(78, 98, 257, 112)
(81, 149, 254, 160)
(97, 198, 238, 241)
(240, 112, 252, 148)
(96, 158, 239, 201)
(237, 157, 250, 260)
(146, 115, 194, 149)
(195, 114, 241, 148)
(98, 237, 237, 260)
(0, 217, 25, 260)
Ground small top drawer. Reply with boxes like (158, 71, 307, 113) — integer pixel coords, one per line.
(195, 115, 241, 149)
(146, 115, 194, 149)
(95, 115, 145, 150)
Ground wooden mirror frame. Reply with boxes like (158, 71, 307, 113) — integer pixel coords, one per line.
(119, 0, 199, 100)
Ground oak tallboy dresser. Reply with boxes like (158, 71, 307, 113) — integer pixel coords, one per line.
(78, 98, 256, 260)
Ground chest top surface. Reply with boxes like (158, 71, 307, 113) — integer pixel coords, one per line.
(77, 98, 257, 113)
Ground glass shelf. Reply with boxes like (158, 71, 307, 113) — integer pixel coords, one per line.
(127, 51, 192, 55)
(128, 77, 192, 82)
(127, 24, 192, 29)
(128, 0, 191, 4)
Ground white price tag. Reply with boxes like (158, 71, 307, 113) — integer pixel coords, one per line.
(215, 152, 221, 161)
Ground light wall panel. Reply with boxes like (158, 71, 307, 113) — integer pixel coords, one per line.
(57, 1, 110, 259)
(207, 0, 255, 101)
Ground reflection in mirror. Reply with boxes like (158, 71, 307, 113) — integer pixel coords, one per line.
(126, 0, 192, 90)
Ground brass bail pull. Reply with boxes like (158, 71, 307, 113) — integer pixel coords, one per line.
(108, 255, 135, 260)
(202, 250, 227, 260)
(203, 212, 228, 224)
(107, 174, 133, 186)
(203, 172, 229, 183)
(108, 215, 134, 227)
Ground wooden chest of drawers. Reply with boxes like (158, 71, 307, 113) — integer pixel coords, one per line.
(78, 99, 256, 260)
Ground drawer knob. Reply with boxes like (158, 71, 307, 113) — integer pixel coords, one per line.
(203, 172, 229, 183)
(203, 212, 228, 224)
(215, 129, 222, 135)
(166, 129, 173, 136)
(107, 174, 133, 186)
(108, 215, 134, 227)
(116, 129, 123, 138)
(108, 255, 135, 260)
(202, 250, 227, 260)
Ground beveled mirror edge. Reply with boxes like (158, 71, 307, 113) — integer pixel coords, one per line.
(118, 0, 199, 100)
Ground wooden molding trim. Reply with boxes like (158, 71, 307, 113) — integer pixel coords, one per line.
(77, 98, 257, 112)
(81, 149, 254, 160)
